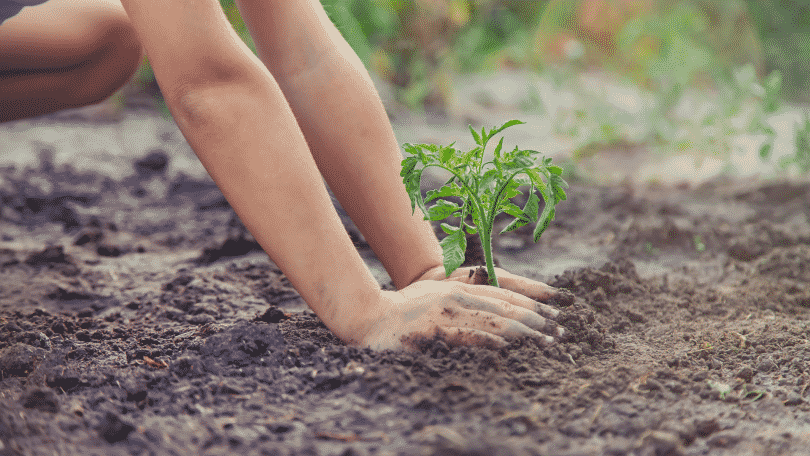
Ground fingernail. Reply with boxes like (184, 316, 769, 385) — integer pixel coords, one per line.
(537, 303, 560, 319)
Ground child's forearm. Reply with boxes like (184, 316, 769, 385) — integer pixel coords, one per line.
(236, 0, 444, 289)
(168, 79, 383, 344)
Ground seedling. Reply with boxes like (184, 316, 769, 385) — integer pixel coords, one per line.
(400, 120, 568, 287)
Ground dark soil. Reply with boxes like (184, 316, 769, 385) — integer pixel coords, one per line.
(2, 102, 810, 456)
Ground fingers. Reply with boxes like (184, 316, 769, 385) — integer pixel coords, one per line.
(495, 270, 567, 303)
(442, 286, 564, 339)
(441, 268, 575, 308)
(452, 282, 561, 322)
(448, 308, 558, 344)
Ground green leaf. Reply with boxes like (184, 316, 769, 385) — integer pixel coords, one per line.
(419, 143, 440, 153)
(400, 156, 418, 177)
(506, 180, 523, 199)
(512, 176, 531, 187)
(439, 228, 467, 277)
(426, 199, 461, 221)
(500, 202, 524, 218)
(501, 215, 530, 233)
(425, 183, 463, 203)
(463, 147, 482, 164)
(533, 206, 555, 242)
(503, 155, 534, 170)
(549, 174, 568, 202)
(404, 169, 426, 217)
(469, 125, 482, 145)
(479, 168, 500, 192)
(493, 137, 505, 161)
(523, 192, 540, 223)
(440, 222, 459, 235)
(439, 145, 455, 164)
(403, 143, 421, 157)
(500, 189, 540, 234)
(525, 168, 546, 192)
(547, 165, 563, 175)
(464, 223, 478, 235)
(493, 137, 505, 172)
(489, 119, 525, 138)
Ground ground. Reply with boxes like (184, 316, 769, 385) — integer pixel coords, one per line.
(1, 81, 810, 456)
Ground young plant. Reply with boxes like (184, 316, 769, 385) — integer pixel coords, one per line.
(400, 119, 568, 288)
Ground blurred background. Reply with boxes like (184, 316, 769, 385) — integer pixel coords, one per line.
(121, 0, 810, 181)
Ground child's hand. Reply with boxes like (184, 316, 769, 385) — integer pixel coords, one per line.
(354, 278, 567, 352)
(414, 265, 575, 307)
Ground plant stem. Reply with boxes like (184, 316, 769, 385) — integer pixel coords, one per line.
(480, 222, 499, 287)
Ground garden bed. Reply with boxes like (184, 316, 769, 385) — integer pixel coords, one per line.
(1, 98, 810, 456)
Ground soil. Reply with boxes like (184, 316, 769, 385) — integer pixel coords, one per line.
(2, 92, 810, 456)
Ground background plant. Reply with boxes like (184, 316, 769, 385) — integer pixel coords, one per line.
(127, 0, 808, 109)
(121, 0, 809, 173)
(401, 120, 568, 287)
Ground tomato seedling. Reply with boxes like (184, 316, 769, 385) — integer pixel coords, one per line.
(400, 119, 568, 287)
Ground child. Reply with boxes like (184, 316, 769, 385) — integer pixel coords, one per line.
(0, 0, 572, 351)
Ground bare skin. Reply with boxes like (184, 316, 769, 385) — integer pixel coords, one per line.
(0, 0, 143, 122)
(1, 0, 575, 352)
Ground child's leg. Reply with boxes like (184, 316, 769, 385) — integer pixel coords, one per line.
(0, 0, 143, 122)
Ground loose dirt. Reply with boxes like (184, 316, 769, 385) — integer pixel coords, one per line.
(1, 98, 810, 456)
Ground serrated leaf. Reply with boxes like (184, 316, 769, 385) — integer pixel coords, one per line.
(493, 137, 505, 161)
(426, 199, 461, 221)
(439, 145, 455, 164)
(533, 206, 555, 242)
(425, 183, 463, 203)
(418, 143, 439, 153)
(439, 228, 467, 277)
(400, 157, 418, 177)
(463, 147, 482, 163)
(512, 176, 531, 187)
(464, 223, 478, 235)
(549, 174, 568, 202)
(489, 119, 525, 138)
(523, 192, 540, 223)
(404, 169, 426, 217)
(481, 126, 487, 144)
(440, 222, 459, 235)
(500, 202, 524, 218)
(403, 143, 421, 156)
(547, 165, 563, 175)
(501, 216, 530, 233)
(479, 168, 500, 192)
(552, 185, 567, 202)
(469, 125, 482, 145)
(525, 168, 546, 192)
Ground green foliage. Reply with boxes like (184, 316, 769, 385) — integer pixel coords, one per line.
(400, 120, 568, 287)
(743, 0, 810, 103)
(779, 111, 810, 174)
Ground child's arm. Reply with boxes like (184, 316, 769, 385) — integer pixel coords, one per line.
(235, 0, 572, 301)
(120, 0, 568, 351)
(234, 0, 444, 289)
